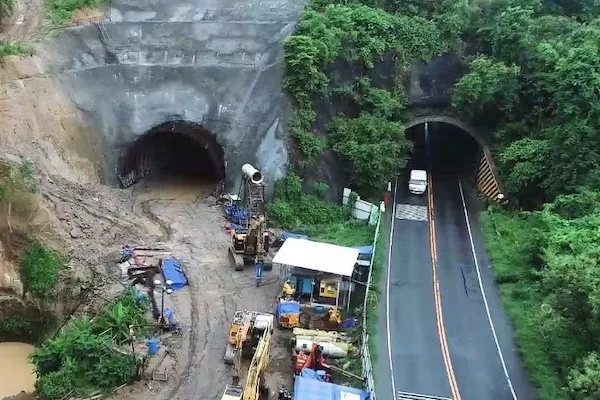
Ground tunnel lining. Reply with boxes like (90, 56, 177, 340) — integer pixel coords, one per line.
(117, 120, 225, 188)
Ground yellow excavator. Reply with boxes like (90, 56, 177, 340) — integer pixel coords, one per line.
(221, 312, 274, 400)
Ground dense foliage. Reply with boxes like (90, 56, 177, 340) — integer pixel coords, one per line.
(451, 0, 600, 206)
(30, 289, 148, 399)
(483, 190, 600, 399)
(282, 2, 447, 195)
(448, 1, 600, 398)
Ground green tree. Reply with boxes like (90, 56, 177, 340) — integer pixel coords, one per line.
(327, 113, 412, 193)
(451, 56, 521, 120)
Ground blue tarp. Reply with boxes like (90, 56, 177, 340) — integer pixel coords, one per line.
(161, 257, 187, 291)
(353, 245, 374, 257)
(294, 375, 368, 400)
(276, 300, 300, 321)
(225, 205, 249, 226)
(281, 232, 310, 241)
(300, 368, 327, 381)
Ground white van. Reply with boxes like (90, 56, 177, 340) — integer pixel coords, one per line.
(409, 170, 428, 195)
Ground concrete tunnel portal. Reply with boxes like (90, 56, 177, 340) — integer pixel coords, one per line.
(405, 116, 506, 203)
(117, 121, 226, 189)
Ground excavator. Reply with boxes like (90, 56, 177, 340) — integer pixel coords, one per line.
(221, 311, 274, 400)
(228, 164, 273, 286)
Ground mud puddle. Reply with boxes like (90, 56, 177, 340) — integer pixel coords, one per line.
(0, 342, 36, 398)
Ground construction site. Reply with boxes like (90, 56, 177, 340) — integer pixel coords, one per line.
(108, 163, 376, 400)
(0, 0, 380, 398)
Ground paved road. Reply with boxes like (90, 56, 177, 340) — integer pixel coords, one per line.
(374, 170, 536, 400)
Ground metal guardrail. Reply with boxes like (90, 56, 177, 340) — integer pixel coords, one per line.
(361, 205, 383, 400)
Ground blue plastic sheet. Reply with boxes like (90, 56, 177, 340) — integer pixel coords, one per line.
(293, 375, 368, 400)
(353, 245, 374, 257)
(275, 300, 300, 321)
(161, 257, 187, 291)
(280, 232, 310, 241)
(225, 205, 249, 226)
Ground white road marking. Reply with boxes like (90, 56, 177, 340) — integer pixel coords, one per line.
(395, 204, 428, 221)
(386, 178, 399, 399)
(397, 390, 453, 400)
(458, 180, 518, 400)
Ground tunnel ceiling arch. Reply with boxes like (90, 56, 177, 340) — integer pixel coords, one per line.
(404, 115, 508, 204)
(118, 120, 226, 188)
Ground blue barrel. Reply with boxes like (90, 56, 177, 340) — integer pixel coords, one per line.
(147, 338, 159, 355)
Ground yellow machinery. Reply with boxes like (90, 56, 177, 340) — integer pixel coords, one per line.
(224, 311, 253, 364)
(281, 281, 296, 297)
(221, 312, 274, 400)
(228, 164, 273, 275)
(319, 277, 339, 299)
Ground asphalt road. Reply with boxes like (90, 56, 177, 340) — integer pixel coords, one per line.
(374, 170, 537, 400)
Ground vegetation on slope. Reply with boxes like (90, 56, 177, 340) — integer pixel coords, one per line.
(0, 0, 13, 18)
(0, 42, 35, 58)
(451, 1, 600, 398)
(282, 2, 454, 196)
(47, 0, 109, 25)
(31, 289, 148, 400)
(282, 0, 600, 398)
(269, 171, 375, 246)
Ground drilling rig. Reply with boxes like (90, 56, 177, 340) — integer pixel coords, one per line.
(228, 164, 272, 286)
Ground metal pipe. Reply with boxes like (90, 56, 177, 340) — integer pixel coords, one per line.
(241, 163, 263, 184)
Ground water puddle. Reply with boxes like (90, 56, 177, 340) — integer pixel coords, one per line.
(0, 342, 36, 398)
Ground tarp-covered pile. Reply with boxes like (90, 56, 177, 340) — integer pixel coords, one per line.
(161, 257, 187, 291)
(276, 300, 300, 321)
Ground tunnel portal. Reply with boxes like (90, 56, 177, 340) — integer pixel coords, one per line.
(117, 121, 225, 189)
(405, 118, 505, 203)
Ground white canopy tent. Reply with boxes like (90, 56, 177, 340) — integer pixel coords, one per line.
(272, 238, 360, 307)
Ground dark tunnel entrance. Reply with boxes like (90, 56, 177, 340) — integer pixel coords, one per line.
(117, 121, 226, 189)
(406, 121, 481, 177)
(403, 118, 506, 203)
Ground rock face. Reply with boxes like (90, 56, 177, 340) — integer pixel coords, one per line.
(42, 0, 307, 190)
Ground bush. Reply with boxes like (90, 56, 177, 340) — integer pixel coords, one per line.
(313, 181, 329, 199)
(47, 0, 109, 25)
(0, 42, 35, 58)
(0, 0, 13, 18)
(20, 240, 65, 298)
(31, 290, 146, 399)
(268, 171, 351, 230)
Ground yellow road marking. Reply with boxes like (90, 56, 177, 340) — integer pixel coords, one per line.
(427, 175, 462, 400)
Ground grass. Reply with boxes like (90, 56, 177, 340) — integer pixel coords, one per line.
(20, 239, 65, 299)
(47, 0, 108, 25)
(0, 41, 35, 59)
(306, 219, 375, 247)
(481, 208, 565, 400)
(365, 214, 386, 366)
(19, 161, 37, 193)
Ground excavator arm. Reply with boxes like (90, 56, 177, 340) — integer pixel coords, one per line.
(221, 314, 273, 400)
(242, 323, 271, 400)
